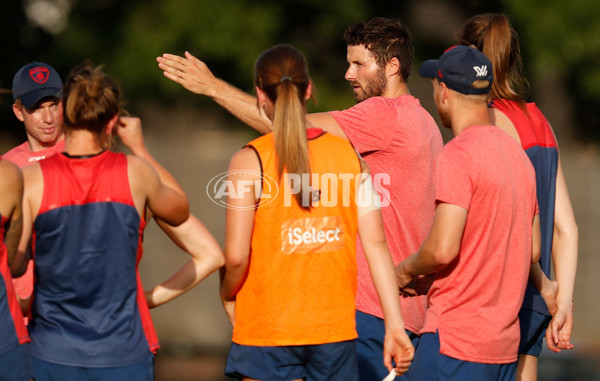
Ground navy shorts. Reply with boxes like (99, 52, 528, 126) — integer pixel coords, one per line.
(225, 340, 358, 381)
(0, 343, 33, 381)
(31, 353, 154, 381)
(409, 332, 516, 381)
(355, 310, 419, 381)
(518, 308, 552, 357)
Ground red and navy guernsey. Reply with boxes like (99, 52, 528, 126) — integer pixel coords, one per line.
(491, 99, 558, 316)
(28, 151, 159, 367)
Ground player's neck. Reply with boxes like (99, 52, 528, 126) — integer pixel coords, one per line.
(383, 80, 410, 99)
(64, 130, 104, 156)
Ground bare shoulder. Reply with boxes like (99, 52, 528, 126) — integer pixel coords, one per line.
(229, 146, 261, 172)
(126, 154, 157, 178)
(0, 159, 22, 185)
(22, 162, 42, 188)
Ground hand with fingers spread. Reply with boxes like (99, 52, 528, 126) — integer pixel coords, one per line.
(157, 51, 217, 96)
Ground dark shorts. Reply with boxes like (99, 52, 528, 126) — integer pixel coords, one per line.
(355, 310, 419, 381)
(31, 353, 154, 381)
(518, 308, 552, 357)
(409, 332, 516, 381)
(0, 343, 33, 381)
(225, 340, 358, 381)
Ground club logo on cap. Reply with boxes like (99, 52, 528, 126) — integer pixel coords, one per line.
(473, 65, 488, 77)
(29, 67, 50, 84)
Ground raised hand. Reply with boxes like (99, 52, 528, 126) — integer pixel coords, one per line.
(157, 51, 216, 96)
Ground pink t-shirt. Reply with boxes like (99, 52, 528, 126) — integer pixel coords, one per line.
(330, 95, 443, 334)
(3, 140, 65, 169)
(423, 125, 538, 364)
(3, 139, 65, 303)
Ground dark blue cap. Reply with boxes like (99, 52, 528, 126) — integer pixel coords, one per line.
(12, 62, 63, 109)
(419, 45, 493, 95)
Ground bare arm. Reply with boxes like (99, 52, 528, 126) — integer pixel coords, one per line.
(157, 52, 272, 134)
(220, 148, 260, 325)
(117, 116, 187, 197)
(156, 52, 352, 140)
(145, 215, 225, 308)
(116, 116, 223, 306)
(358, 206, 414, 375)
(11, 165, 43, 295)
(546, 158, 578, 352)
(0, 160, 23, 268)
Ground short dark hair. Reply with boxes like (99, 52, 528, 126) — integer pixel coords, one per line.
(344, 17, 414, 81)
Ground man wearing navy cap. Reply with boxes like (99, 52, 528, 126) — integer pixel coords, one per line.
(3, 62, 66, 322)
(395, 45, 541, 380)
(5, 61, 65, 168)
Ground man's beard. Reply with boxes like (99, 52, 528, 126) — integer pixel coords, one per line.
(354, 67, 387, 102)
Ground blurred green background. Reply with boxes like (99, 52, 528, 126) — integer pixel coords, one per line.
(1, 1, 599, 380)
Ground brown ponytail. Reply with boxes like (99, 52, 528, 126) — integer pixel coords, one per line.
(254, 45, 312, 209)
(457, 13, 529, 105)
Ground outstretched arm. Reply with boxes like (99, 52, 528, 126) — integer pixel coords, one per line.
(156, 52, 349, 138)
(157, 51, 272, 133)
(359, 204, 414, 376)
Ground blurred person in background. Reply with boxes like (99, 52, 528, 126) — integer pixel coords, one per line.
(457, 13, 578, 381)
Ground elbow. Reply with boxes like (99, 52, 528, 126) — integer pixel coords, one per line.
(211, 247, 226, 269)
(166, 203, 190, 227)
(424, 243, 458, 269)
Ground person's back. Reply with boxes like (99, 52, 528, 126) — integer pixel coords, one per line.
(233, 129, 361, 346)
(424, 125, 536, 362)
(29, 150, 158, 366)
(331, 94, 442, 333)
(398, 45, 540, 381)
(458, 14, 578, 379)
(22, 62, 189, 380)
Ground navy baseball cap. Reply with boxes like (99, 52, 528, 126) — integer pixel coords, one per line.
(12, 62, 63, 109)
(419, 45, 493, 95)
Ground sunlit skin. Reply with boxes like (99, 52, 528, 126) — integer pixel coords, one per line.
(345, 44, 387, 102)
(12, 97, 64, 151)
(432, 79, 450, 129)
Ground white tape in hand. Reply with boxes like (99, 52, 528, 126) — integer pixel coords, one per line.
(382, 368, 396, 381)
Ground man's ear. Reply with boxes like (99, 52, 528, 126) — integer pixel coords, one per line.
(12, 103, 24, 122)
(439, 81, 449, 103)
(386, 57, 401, 77)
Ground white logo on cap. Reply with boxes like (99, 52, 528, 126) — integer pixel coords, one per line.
(473, 65, 488, 77)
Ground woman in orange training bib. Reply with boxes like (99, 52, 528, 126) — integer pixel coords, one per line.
(219, 44, 414, 381)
